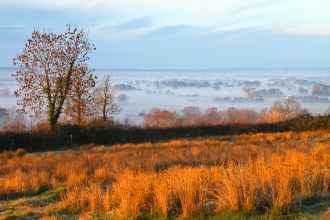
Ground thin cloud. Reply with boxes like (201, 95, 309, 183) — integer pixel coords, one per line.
(213, 27, 254, 35)
(145, 25, 191, 37)
(115, 17, 152, 32)
(277, 25, 330, 36)
(2, 0, 329, 37)
(90, 17, 153, 39)
(224, 0, 281, 15)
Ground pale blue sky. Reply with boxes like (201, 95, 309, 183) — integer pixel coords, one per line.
(0, 0, 329, 69)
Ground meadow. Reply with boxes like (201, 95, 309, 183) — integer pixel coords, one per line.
(1, 130, 330, 219)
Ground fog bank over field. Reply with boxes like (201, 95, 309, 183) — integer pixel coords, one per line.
(1, 67, 330, 125)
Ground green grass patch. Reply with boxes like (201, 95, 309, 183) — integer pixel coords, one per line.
(41, 187, 69, 200)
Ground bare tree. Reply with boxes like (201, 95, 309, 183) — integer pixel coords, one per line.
(267, 99, 307, 122)
(13, 25, 95, 131)
(92, 74, 121, 125)
(2, 106, 26, 132)
(122, 115, 134, 128)
(64, 73, 96, 125)
(325, 106, 330, 115)
(234, 108, 260, 123)
(181, 106, 201, 126)
(224, 107, 238, 123)
(202, 107, 221, 125)
(143, 107, 181, 128)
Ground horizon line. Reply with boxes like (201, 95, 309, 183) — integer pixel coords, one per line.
(1, 66, 330, 72)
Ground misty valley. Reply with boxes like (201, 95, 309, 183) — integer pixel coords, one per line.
(2, 67, 329, 127)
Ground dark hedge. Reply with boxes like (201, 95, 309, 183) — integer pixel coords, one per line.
(0, 114, 329, 153)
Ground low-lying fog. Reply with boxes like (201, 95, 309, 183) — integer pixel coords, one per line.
(1, 67, 330, 125)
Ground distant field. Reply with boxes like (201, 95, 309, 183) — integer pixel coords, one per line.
(1, 130, 330, 219)
(2, 67, 330, 125)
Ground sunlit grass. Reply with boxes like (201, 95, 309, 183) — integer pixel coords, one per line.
(1, 130, 330, 219)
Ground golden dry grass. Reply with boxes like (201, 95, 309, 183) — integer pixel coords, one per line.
(1, 130, 330, 219)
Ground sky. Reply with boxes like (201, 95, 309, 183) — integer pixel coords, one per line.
(0, 0, 329, 69)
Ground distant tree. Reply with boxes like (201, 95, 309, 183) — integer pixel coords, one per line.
(297, 86, 308, 94)
(243, 80, 261, 87)
(325, 106, 330, 115)
(121, 115, 134, 128)
(138, 110, 146, 117)
(2, 106, 26, 132)
(33, 119, 50, 133)
(0, 108, 9, 119)
(212, 84, 221, 91)
(143, 107, 181, 128)
(202, 107, 221, 125)
(257, 108, 268, 123)
(13, 25, 96, 131)
(267, 99, 307, 122)
(255, 88, 283, 98)
(242, 87, 257, 99)
(217, 107, 265, 124)
(235, 108, 260, 123)
(224, 107, 238, 123)
(311, 84, 330, 96)
(117, 94, 129, 103)
(91, 74, 121, 125)
(181, 106, 201, 126)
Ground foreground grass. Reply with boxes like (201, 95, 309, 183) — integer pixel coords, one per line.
(1, 130, 330, 219)
(2, 194, 330, 220)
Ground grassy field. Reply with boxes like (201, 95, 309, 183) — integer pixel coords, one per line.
(1, 130, 330, 219)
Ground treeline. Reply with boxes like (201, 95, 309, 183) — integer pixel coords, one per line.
(142, 99, 309, 128)
(1, 113, 330, 153)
